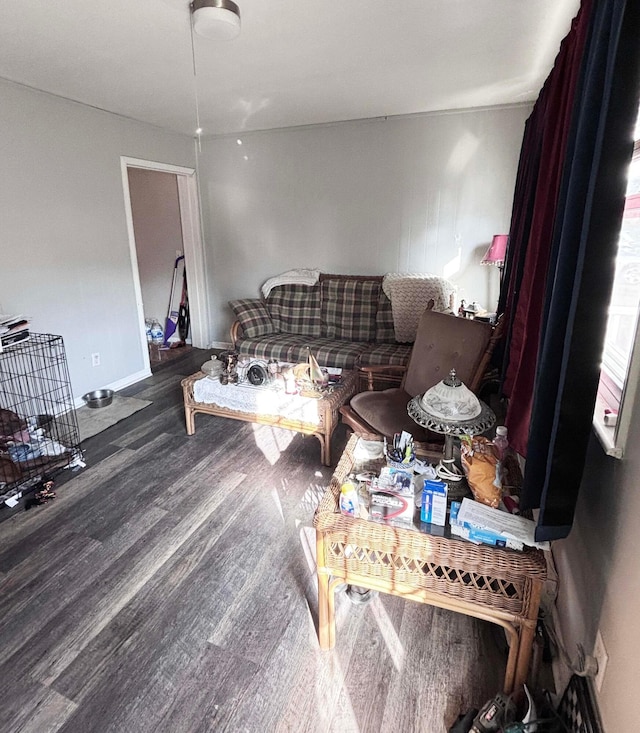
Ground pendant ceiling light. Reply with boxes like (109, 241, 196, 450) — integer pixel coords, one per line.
(191, 0, 241, 41)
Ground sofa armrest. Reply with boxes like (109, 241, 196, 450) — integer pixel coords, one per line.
(230, 320, 243, 346)
(359, 364, 407, 391)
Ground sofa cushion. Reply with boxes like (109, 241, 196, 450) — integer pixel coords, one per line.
(235, 334, 301, 363)
(235, 334, 368, 370)
(375, 291, 397, 343)
(321, 278, 380, 341)
(358, 342, 413, 368)
(229, 299, 275, 339)
(287, 337, 368, 369)
(266, 284, 322, 337)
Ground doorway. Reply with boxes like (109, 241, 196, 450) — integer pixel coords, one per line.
(120, 157, 210, 374)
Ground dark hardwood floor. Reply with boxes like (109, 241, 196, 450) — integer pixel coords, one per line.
(0, 348, 506, 732)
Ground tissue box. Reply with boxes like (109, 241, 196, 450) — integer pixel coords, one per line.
(421, 479, 448, 526)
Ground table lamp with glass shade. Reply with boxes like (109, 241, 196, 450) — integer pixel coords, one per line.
(407, 369, 495, 492)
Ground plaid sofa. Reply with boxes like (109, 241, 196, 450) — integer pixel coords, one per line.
(229, 274, 434, 371)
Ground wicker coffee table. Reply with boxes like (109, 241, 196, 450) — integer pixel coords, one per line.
(313, 434, 547, 693)
(181, 370, 358, 466)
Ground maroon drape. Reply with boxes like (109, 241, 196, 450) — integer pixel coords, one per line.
(499, 1, 593, 456)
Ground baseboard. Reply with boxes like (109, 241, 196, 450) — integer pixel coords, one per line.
(209, 340, 232, 349)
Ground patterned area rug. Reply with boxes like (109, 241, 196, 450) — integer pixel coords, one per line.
(76, 396, 152, 442)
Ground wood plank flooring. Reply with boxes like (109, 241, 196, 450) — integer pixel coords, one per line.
(0, 349, 506, 732)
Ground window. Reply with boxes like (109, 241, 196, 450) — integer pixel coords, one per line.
(594, 139, 640, 457)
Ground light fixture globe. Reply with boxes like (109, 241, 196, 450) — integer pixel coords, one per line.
(191, 0, 241, 41)
(418, 370, 482, 422)
(408, 369, 495, 487)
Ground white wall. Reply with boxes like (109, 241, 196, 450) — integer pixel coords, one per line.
(197, 104, 530, 342)
(553, 385, 640, 730)
(0, 80, 195, 399)
(127, 168, 183, 327)
(0, 84, 528, 390)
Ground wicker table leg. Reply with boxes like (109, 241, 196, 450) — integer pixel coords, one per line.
(315, 433, 330, 466)
(512, 623, 536, 693)
(184, 404, 196, 435)
(316, 533, 335, 649)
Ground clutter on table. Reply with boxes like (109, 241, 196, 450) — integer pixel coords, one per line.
(383, 430, 415, 468)
(202, 350, 341, 397)
(342, 432, 548, 551)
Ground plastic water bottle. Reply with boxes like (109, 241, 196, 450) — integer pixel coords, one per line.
(339, 481, 359, 517)
(493, 426, 509, 461)
(150, 319, 164, 345)
(145, 319, 153, 343)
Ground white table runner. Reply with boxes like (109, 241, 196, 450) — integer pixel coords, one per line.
(193, 377, 322, 425)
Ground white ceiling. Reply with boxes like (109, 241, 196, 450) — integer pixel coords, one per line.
(0, 0, 580, 137)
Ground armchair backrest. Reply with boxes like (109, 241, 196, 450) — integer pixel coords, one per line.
(403, 310, 501, 397)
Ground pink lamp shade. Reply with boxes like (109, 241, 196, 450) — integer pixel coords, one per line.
(481, 234, 509, 267)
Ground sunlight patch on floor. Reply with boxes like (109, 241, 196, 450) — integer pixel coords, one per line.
(297, 482, 328, 521)
(370, 597, 405, 671)
(298, 525, 364, 731)
(299, 526, 317, 576)
(251, 423, 295, 464)
(270, 485, 285, 523)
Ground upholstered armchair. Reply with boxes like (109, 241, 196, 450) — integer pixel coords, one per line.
(339, 309, 503, 445)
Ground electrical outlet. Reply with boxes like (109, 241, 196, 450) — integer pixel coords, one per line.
(91, 352, 100, 367)
(593, 630, 609, 692)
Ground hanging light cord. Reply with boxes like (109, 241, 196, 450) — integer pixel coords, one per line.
(189, 12, 203, 152)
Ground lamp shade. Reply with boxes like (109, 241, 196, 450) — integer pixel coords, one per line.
(192, 0, 241, 40)
(407, 369, 495, 488)
(407, 369, 495, 436)
(481, 234, 509, 267)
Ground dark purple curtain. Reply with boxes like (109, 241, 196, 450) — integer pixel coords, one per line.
(500, 2, 593, 456)
(499, 0, 640, 541)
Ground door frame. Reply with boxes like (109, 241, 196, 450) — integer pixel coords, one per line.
(120, 156, 210, 372)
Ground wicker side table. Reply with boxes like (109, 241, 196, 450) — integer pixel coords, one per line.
(313, 434, 547, 694)
(181, 370, 358, 466)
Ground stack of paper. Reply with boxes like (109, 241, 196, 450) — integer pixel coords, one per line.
(450, 498, 550, 551)
(0, 314, 30, 351)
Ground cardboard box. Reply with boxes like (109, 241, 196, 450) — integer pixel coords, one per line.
(453, 498, 549, 550)
(420, 479, 448, 526)
(369, 490, 414, 523)
(449, 500, 524, 551)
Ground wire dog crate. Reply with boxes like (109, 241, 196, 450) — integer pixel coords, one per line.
(0, 333, 82, 504)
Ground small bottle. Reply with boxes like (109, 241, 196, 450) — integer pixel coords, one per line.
(493, 425, 509, 462)
(267, 358, 280, 378)
(150, 319, 164, 345)
(457, 299, 466, 317)
(145, 319, 153, 343)
(339, 480, 359, 517)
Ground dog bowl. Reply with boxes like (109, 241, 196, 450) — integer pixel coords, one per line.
(82, 389, 114, 408)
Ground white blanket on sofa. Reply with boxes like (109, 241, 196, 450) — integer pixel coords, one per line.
(261, 269, 320, 298)
(382, 273, 456, 342)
